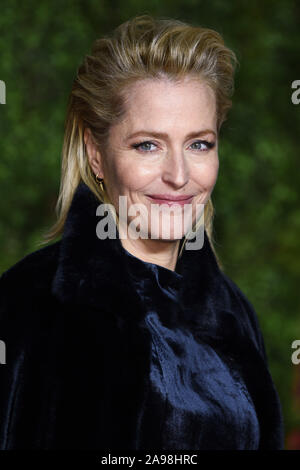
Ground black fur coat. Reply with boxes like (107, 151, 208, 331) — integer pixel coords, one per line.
(0, 182, 284, 449)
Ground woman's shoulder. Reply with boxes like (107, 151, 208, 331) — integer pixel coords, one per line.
(220, 271, 268, 365)
(0, 241, 61, 306)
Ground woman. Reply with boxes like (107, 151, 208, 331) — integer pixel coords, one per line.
(0, 14, 284, 450)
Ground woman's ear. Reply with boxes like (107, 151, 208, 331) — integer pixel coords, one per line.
(84, 128, 104, 178)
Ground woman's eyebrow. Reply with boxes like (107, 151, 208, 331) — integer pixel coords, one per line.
(126, 129, 217, 140)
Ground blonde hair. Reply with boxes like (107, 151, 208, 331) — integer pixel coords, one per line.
(41, 14, 238, 267)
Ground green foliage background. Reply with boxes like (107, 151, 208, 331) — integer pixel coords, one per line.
(1, 0, 299, 449)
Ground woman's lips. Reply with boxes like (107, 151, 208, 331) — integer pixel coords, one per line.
(146, 195, 194, 206)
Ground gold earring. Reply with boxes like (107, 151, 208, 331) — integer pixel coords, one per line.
(95, 173, 104, 191)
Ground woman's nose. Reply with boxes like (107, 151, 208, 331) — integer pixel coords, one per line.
(161, 150, 189, 188)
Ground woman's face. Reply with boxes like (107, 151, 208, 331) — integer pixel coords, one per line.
(86, 76, 219, 241)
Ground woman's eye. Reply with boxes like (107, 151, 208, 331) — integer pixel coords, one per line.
(190, 140, 215, 151)
(132, 141, 157, 152)
(132, 139, 215, 153)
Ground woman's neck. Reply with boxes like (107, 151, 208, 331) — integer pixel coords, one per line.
(120, 236, 181, 272)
